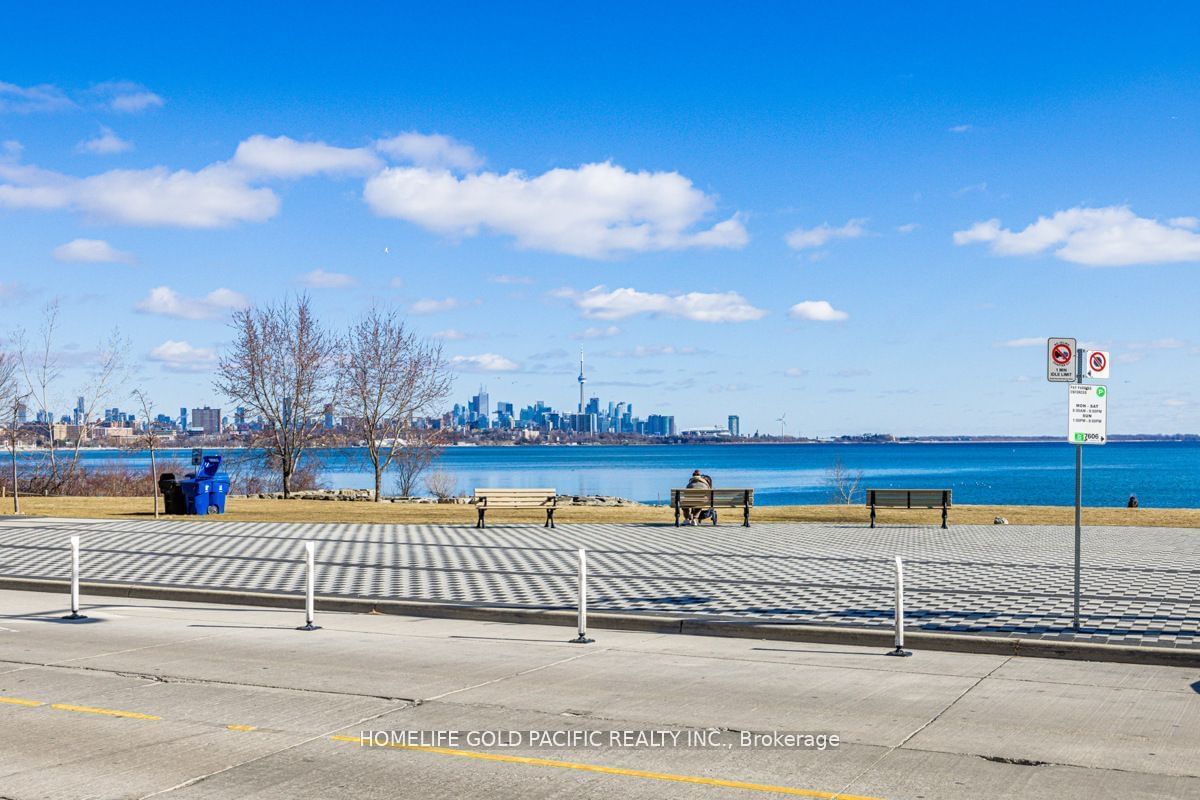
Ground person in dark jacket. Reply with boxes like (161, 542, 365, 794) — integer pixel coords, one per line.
(682, 470, 711, 524)
(1127, 494, 1139, 508)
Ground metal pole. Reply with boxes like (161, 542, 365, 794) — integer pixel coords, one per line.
(62, 535, 86, 620)
(1073, 349, 1085, 632)
(570, 548, 594, 643)
(886, 555, 911, 656)
(297, 541, 320, 631)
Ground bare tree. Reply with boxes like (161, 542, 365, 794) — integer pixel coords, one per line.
(214, 295, 336, 498)
(825, 457, 864, 504)
(424, 468, 459, 502)
(341, 306, 452, 500)
(131, 390, 161, 518)
(12, 300, 127, 495)
(391, 427, 448, 498)
(0, 351, 21, 512)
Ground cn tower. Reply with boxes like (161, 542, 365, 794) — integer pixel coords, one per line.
(577, 349, 586, 413)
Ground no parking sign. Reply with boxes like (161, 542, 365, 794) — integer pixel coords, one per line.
(1086, 350, 1110, 380)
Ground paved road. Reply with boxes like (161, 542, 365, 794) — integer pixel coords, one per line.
(1, 588, 1199, 799)
(0, 517, 1198, 648)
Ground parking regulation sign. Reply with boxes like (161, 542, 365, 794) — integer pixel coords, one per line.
(1086, 349, 1110, 380)
(1047, 338, 1077, 382)
(1068, 384, 1107, 445)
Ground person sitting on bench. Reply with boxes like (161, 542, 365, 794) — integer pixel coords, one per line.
(683, 470, 711, 525)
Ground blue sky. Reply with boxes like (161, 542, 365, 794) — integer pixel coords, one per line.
(2, 2, 1199, 435)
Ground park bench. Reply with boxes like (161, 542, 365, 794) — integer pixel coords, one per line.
(671, 488, 754, 527)
(866, 488, 952, 529)
(473, 488, 558, 528)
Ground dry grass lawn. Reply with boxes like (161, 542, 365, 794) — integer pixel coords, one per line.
(4, 495, 1198, 528)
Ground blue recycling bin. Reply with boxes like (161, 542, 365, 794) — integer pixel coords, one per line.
(179, 455, 224, 515)
(180, 478, 212, 515)
(208, 474, 230, 514)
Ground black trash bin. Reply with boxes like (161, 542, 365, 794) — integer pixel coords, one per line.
(158, 472, 185, 515)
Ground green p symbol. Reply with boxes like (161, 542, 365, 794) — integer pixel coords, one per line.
(1096, 387, 1106, 397)
(1074, 433, 1086, 442)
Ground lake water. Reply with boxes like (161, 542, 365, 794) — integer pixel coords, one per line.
(52, 441, 1200, 507)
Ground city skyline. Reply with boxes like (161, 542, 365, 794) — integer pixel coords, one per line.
(2, 5, 1199, 436)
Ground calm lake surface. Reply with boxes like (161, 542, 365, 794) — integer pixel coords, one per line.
(56, 441, 1200, 507)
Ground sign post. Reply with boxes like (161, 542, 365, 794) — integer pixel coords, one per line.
(1065, 354, 1108, 631)
(191, 448, 203, 467)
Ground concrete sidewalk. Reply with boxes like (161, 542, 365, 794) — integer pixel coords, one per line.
(1, 589, 1198, 799)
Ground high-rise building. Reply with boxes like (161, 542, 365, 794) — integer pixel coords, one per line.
(728, 415, 740, 437)
(323, 403, 334, 429)
(16, 403, 27, 425)
(234, 407, 247, 427)
(74, 396, 85, 425)
(179, 407, 188, 430)
(646, 414, 676, 437)
(577, 350, 586, 413)
(191, 407, 221, 435)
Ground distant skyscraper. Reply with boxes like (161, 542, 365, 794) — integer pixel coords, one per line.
(323, 403, 334, 429)
(191, 407, 221, 435)
(179, 407, 188, 430)
(577, 350, 586, 413)
(728, 415, 740, 437)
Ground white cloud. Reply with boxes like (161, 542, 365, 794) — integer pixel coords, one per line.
(896, 222, 919, 233)
(410, 297, 462, 314)
(604, 344, 704, 358)
(148, 340, 217, 372)
(784, 367, 808, 377)
(952, 182, 988, 197)
(298, 268, 357, 288)
(450, 353, 519, 372)
(432, 329, 468, 340)
(91, 81, 164, 113)
(996, 337, 1044, 348)
(949, 124, 972, 133)
(785, 218, 868, 250)
(232, 135, 381, 178)
(0, 160, 279, 227)
(364, 161, 747, 258)
(136, 286, 249, 320)
(489, 274, 534, 285)
(75, 127, 132, 155)
(375, 132, 483, 171)
(954, 206, 1200, 266)
(388, 276, 405, 289)
(787, 300, 849, 322)
(572, 325, 622, 339)
(52, 238, 134, 264)
(0, 81, 75, 113)
(557, 286, 766, 323)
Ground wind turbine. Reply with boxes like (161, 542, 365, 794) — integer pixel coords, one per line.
(776, 413, 787, 438)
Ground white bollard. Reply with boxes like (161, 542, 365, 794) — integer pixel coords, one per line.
(62, 535, 86, 620)
(887, 555, 911, 657)
(570, 548, 594, 644)
(296, 541, 320, 631)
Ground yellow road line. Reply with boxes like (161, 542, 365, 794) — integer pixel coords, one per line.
(227, 724, 258, 731)
(50, 703, 160, 721)
(329, 736, 880, 799)
(0, 696, 44, 707)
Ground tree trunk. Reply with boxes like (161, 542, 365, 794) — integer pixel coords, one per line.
(150, 446, 159, 519)
(281, 466, 291, 498)
(374, 469, 382, 502)
(9, 446, 17, 515)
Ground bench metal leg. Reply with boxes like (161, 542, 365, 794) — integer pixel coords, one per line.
(674, 506, 680, 527)
(942, 506, 948, 529)
(870, 505, 876, 529)
(546, 508, 556, 529)
(477, 509, 486, 529)
(743, 506, 750, 527)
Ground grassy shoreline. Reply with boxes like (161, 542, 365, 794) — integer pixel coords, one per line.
(3, 496, 1198, 527)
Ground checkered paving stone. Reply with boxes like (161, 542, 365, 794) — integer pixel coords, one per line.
(0, 517, 1196, 649)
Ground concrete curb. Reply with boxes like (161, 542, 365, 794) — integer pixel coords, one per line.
(4, 576, 1198, 668)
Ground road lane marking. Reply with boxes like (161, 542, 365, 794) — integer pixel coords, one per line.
(226, 724, 258, 731)
(50, 703, 160, 720)
(0, 696, 44, 707)
(329, 735, 881, 799)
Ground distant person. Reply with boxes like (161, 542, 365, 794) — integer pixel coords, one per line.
(684, 470, 712, 525)
(1127, 494, 1139, 509)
